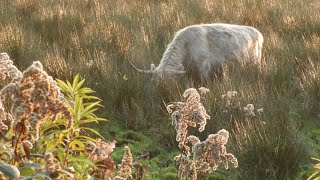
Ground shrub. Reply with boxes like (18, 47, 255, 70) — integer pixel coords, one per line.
(0, 53, 136, 179)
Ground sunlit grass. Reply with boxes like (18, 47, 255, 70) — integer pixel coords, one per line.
(1, 0, 319, 178)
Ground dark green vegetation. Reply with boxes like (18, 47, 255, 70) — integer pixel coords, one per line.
(1, 0, 319, 179)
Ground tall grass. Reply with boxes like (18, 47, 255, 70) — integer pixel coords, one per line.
(1, 0, 319, 178)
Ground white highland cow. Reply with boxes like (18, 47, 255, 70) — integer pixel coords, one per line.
(130, 23, 264, 83)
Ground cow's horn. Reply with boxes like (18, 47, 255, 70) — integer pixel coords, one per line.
(165, 69, 186, 75)
(128, 60, 155, 74)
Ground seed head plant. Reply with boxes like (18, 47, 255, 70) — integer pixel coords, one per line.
(0, 53, 131, 179)
(167, 88, 211, 154)
(0, 52, 22, 84)
(221, 90, 263, 119)
(0, 58, 73, 139)
(115, 145, 134, 180)
(90, 139, 117, 178)
(91, 138, 117, 161)
(0, 0, 317, 178)
(167, 87, 238, 180)
(0, 100, 12, 134)
(221, 90, 238, 109)
(0, 54, 74, 166)
(45, 152, 62, 173)
(0, 53, 21, 138)
(243, 104, 255, 117)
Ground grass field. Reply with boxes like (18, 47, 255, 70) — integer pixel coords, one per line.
(1, 0, 320, 179)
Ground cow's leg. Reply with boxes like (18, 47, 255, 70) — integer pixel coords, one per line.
(199, 61, 223, 84)
(212, 63, 223, 81)
(200, 61, 212, 84)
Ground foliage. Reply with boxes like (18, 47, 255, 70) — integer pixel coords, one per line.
(37, 73, 108, 179)
(0, 58, 133, 179)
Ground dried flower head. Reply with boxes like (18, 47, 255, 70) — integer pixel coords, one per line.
(45, 152, 62, 173)
(86, 60, 94, 68)
(167, 88, 210, 155)
(91, 139, 117, 179)
(0, 60, 73, 140)
(174, 154, 197, 180)
(0, 53, 22, 133)
(198, 87, 210, 96)
(187, 135, 200, 146)
(192, 129, 238, 173)
(221, 91, 238, 99)
(91, 139, 116, 161)
(257, 108, 263, 114)
(115, 146, 133, 180)
(244, 104, 255, 116)
(169, 88, 238, 179)
(0, 53, 22, 84)
(221, 90, 238, 107)
(0, 101, 13, 132)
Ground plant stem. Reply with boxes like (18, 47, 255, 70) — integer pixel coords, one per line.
(63, 130, 74, 168)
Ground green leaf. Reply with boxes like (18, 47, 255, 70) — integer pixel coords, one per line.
(19, 166, 35, 176)
(73, 96, 83, 120)
(311, 157, 320, 162)
(73, 74, 82, 88)
(54, 149, 66, 164)
(0, 163, 20, 179)
(80, 127, 104, 138)
(81, 108, 99, 119)
(23, 162, 42, 169)
(0, 150, 13, 160)
(74, 135, 97, 142)
(46, 148, 59, 154)
(81, 95, 101, 100)
(69, 139, 86, 150)
(85, 117, 107, 122)
(74, 79, 86, 92)
(83, 101, 103, 107)
(82, 114, 97, 120)
(78, 87, 95, 95)
(43, 130, 65, 136)
(82, 101, 101, 115)
(307, 171, 320, 180)
(20, 175, 48, 180)
(56, 79, 70, 93)
(72, 74, 80, 89)
(57, 169, 75, 178)
(68, 156, 95, 167)
(66, 81, 73, 91)
(40, 121, 61, 132)
(77, 118, 107, 126)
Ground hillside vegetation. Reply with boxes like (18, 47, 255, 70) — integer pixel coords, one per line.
(0, 0, 320, 179)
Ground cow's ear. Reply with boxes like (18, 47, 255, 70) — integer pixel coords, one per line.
(150, 64, 156, 70)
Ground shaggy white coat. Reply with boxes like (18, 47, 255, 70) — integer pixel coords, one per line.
(135, 23, 264, 82)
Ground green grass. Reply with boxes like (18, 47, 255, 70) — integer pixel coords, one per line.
(1, 0, 320, 179)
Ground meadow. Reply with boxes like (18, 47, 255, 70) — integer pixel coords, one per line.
(0, 0, 320, 179)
